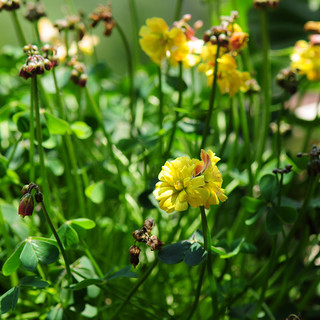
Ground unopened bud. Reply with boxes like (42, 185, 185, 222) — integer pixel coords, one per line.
(18, 193, 34, 218)
(147, 235, 164, 251)
(35, 191, 43, 203)
(21, 185, 29, 195)
(132, 229, 147, 242)
(143, 218, 155, 234)
(129, 245, 141, 268)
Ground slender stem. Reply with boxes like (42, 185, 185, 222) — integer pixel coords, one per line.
(115, 23, 135, 137)
(52, 69, 86, 217)
(228, 98, 239, 168)
(186, 263, 206, 320)
(257, 10, 271, 169)
(34, 22, 41, 44)
(33, 76, 51, 211)
(64, 30, 69, 61)
(40, 202, 72, 284)
(200, 44, 220, 151)
(81, 240, 104, 278)
(29, 82, 35, 182)
(128, 0, 140, 66)
(11, 11, 27, 46)
(238, 93, 254, 193)
(7, 135, 22, 166)
(174, 0, 183, 21)
(110, 259, 158, 319)
(200, 206, 218, 316)
(158, 66, 164, 157)
(84, 86, 124, 189)
(277, 92, 287, 167)
(165, 61, 183, 158)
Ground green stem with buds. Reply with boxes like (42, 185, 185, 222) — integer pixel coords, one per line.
(200, 44, 220, 151)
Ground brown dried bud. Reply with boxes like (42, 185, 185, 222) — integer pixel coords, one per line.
(24, 1, 46, 22)
(132, 229, 147, 242)
(18, 193, 34, 218)
(143, 218, 155, 234)
(276, 68, 298, 95)
(254, 0, 279, 10)
(0, 0, 20, 12)
(147, 235, 164, 251)
(129, 245, 141, 268)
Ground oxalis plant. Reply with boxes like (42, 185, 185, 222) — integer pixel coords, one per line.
(0, 0, 320, 319)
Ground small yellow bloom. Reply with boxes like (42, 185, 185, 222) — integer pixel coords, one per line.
(139, 17, 189, 65)
(291, 40, 320, 81)
(153, 150, 227, 213)
(78, 34, 99, 55)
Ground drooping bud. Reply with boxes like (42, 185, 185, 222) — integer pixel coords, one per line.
(129, 245, 141, 268)
(142, 218, 155, 234)
(254, 0, 279, 10)
(0, 0, 21, 12)
(89, 3, 115, 37)
(18, 193, 34, 218)
(21, 185, 29, 195)
(146, 235, 164, 251)
(24, 1, 46, 22)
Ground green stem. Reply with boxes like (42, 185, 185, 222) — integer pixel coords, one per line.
(110, 259, 158, 319)
(81, 240, 104, 278)
(257, 10, 271, 169)
(186, 263, 206, 320)
(276, 93, 286, 168)
(11, 11, 27, 46)
(32, 76, 51, 211)
(200, 44, 220, 151)
(34, 21, 41, 44)
(115, 23, 135, 137)
(174, 0, 183, 21)
(165, 61, 183, 158)
(238, 93, 254, 193)
(52, 69, 86, 217)
(40, 202, 72, 284)
(84, 86, 124, 189)
(228, 98, 239, 168)
(158, 66, 164, 157)
(29, 80, 35, 182)
(200, 206, 218, 317)
(128, 0, 140, 66)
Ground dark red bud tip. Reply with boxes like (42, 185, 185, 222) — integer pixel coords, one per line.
(129, 245, 141, 268)
(18, 193, 34, 218)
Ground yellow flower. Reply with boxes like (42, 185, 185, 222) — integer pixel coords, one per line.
(139, 17, 189, 65)
(228, 23, 249, 52)
(291, 40, 320, 81)
(78, 34, 99, 55)
(153, 150, 227, 213)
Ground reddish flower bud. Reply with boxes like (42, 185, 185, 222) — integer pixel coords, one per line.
(18, 193, 34, 218)
(21, 185, 29, 195)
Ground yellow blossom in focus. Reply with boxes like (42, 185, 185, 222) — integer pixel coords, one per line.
(291, 40, 320, 81)
(153, 150, 227, 213)
(139, 17, 189, 65)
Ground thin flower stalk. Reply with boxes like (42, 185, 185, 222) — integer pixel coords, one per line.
(200, 43, 221, 151)
(32, 76, 51, 212)
(256, 10, 271, 169)
(52, 68, 86, 217)
(11, 10, 27, 46)
(174, 0, 184, 21)
(29, 80, 35, 182)
(158, 65, 164, 157)
(115, 22, 136, 137)
(165, 61, 184, 158)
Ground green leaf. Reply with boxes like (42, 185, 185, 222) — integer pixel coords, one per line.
(0, 287, 19, 314)
(106, 266, 138, 281)
(69, 218, 96, 230)
(219, 238, 245, 259)
(2, 241, 26, 276)
(68, 279, 102, 291)
(241, 196, 266, 213)
(166, 75, 187, 92)
(13, 111, 30, 133)
(0, 105, 12, 123)
(20, 239, 59, 271)
(19, 276, 49, 288)
(71, 121, 93, 139)
(85, 181, 105, 204)
(47, 158, 64, 176)
(259, 174, 279, 201)
(245, 206, 266, 226)
(44, 111, 70, 135)
(184, 242, 207, 266)
(81, 304, 98, 318)
(276, 206, 298, 224)
(210, 245, 227, 255)
(57, 224, 79, 250)
(47, 305, 64, 320)
(158, 241, 191, 265)
(266, 208, 283, 235)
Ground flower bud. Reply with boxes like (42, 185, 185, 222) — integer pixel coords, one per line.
(18, 193, 34, 218)
(132, 229, 147, 242)
(35, 191, 43, 203)
(143, 218, 155, 234)
(147, 235, 164, 251)
(21, 185, 29, 195)
(129, 245, 141, 268)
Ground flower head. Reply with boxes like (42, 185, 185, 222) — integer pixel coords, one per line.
(139, 17, 189, 65)
(153, 150, 227, 213)
(18, 193, 34, 218)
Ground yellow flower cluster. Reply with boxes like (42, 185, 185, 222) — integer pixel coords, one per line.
(153, 150, 227, 213)
(139, 13, 253, 97)
(291, 22, 320, 81)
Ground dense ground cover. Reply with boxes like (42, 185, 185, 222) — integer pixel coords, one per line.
(0, 0, 320, 319)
